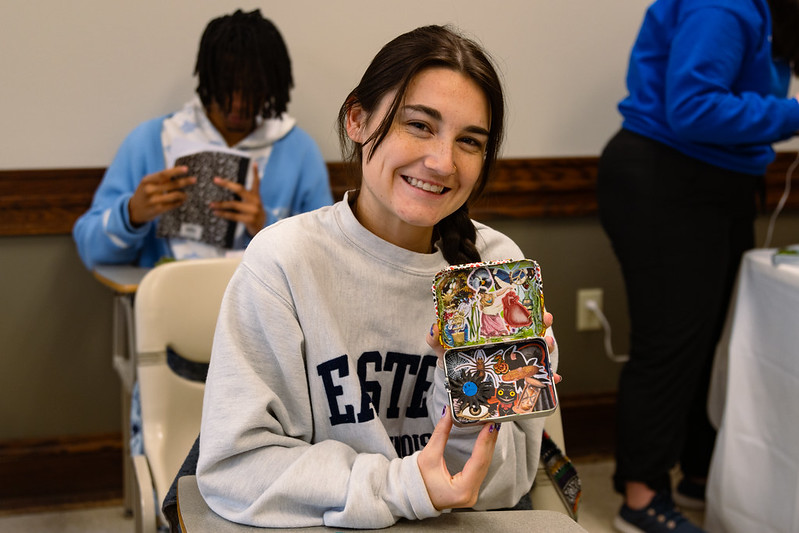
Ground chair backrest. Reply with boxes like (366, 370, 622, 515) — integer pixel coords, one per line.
(134, 256, 241, 509)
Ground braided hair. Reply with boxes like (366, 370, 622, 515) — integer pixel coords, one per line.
(195, 9, 293, 119)
(337, 25, 505, 265)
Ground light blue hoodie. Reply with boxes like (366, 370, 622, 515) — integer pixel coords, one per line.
(73, 107, 332, 269)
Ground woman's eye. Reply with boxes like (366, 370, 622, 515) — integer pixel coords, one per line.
(459, 137, 485, 151)
(407, 121, 432, 134)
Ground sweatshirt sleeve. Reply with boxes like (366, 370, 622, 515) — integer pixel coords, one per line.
(664, 7, 799, 145)
(197, 261, 440, 529)
(72, 119, 166, 269)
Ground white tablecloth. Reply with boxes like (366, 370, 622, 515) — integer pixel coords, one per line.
(706, 249, 799, 533)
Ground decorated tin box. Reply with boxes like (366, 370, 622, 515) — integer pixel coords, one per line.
(432, 259, 557, 426)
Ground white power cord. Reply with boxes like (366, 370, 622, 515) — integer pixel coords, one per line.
(763, 150, 799, 249)
(584, 299, 629, 363)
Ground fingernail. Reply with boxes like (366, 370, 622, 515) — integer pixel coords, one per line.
(442, 406, 447, 417)
(430, 324, 435, 336)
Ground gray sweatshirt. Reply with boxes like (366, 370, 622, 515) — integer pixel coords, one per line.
(197, 195, 558, 529)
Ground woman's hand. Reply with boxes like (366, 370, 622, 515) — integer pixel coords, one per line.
(426, 323, 446, 364)
(417, 407, 501, 510)
(541, 311, 557, 360)
(210, 163, 266, 237)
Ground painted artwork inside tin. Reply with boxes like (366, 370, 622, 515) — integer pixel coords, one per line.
(433, 259, 545, 349)
(445, 337, 557, 425)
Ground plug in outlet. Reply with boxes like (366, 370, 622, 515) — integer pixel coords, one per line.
(577, 288, 603, 331)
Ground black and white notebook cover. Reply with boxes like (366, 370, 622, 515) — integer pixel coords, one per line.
(156, 147, 250, 249)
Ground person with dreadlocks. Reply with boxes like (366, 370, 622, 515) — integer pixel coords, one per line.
(73, 9, 332, 269)
(597, 1, 799, 532)
(72, 10, 332, 482)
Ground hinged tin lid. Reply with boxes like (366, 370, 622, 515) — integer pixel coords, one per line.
(432, 258, 546, 350)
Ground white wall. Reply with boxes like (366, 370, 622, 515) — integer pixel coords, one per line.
(0, 0, 661, 169)
(4, 1, 798, 169)
(3, 1, 799, 439)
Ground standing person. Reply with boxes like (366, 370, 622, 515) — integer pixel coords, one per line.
(598, 1, 799, 532)
(73, 9, 332, 270)
(197, 25, 561, 529)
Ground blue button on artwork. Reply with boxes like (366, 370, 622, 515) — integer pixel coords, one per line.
(462, 381, 478, 396)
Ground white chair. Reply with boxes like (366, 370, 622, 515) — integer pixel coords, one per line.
(131, 257, 241, 533)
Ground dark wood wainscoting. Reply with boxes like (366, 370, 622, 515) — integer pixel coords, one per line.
(0, 433, 123, 514)
(2, 153, 798, 236)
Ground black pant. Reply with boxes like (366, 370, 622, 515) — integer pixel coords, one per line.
(597, 129, 758, 494)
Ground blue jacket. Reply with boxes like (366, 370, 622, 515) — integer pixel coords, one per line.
(73, 116, 333, 269)
(619, 0, 799, 174)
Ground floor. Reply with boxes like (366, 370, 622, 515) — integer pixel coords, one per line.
(0, 456, 705, 533)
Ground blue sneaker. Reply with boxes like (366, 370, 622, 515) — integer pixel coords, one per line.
(613, 492, 705, 533)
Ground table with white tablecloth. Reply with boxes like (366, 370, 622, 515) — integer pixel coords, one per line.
(706, 248, 799, 533)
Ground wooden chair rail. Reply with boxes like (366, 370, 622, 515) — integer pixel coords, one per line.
(2, 154, 797, 236)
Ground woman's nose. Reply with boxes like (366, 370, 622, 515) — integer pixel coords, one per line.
(424, 141, 457, 176)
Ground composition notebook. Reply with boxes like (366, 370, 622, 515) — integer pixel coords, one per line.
(432, 259, 558, 426)
(156, 143, 250, 249)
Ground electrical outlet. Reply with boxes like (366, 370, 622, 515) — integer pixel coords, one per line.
(577, 288, 603, 331)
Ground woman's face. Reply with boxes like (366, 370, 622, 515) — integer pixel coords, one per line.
(346, 67, 490, 253)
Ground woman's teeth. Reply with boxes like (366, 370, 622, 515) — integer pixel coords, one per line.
(404, 176, 444, 194)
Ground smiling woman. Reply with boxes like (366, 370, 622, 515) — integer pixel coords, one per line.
(337, 25, 505, 265)
(345, 68, 490, 253)
(196, 25, 560, 530)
